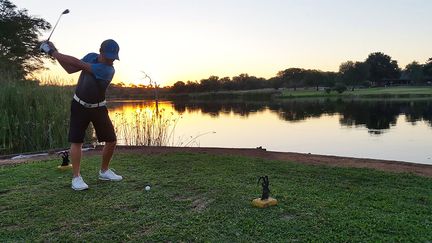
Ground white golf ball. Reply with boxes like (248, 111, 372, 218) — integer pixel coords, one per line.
(145, 186, 151, 191)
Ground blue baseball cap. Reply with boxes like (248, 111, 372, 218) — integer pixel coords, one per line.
(100, 39, 120, 60)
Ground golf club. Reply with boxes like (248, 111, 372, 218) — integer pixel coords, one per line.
(47, 9, 70, 41)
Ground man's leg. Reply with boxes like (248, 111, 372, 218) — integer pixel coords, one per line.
(70, 142, 88, 190)
(71, 143, 83, 177)
(101, 141, 116, 171)
(94, 107, 121, 180)
(68, 101, 90, 190)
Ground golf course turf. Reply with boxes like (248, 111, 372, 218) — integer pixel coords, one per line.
(1, 151, 431, 241)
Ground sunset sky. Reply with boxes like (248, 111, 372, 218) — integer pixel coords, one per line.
(12, 0, 432, 86)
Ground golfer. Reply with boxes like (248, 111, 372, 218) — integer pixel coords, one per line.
(40, 39, 122, 190)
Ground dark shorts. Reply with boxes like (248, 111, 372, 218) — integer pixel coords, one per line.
(68, 100, 116, 143)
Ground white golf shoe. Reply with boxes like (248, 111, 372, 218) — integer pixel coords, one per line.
(99, 168, 123, 181)
(72, 176, 89, 191)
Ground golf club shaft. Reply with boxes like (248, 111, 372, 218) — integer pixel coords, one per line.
(47, 14, 63, 41)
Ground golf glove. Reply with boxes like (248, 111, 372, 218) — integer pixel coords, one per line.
(39, 42, 54, 56)
(47, 42, 58, 53)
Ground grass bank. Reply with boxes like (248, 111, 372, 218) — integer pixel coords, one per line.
(1, 153, 431, 241)
(278, 86, 432, 99)
(176, 88, 280, 100)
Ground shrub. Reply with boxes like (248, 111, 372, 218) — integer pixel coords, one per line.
(334, 83, 347, 94)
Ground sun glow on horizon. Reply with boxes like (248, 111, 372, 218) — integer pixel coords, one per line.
(15, 0, 431, 87)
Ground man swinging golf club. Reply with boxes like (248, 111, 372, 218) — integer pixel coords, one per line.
(40, 39, 122, 190)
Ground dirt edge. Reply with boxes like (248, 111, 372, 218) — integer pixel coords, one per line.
(1, 146, 432, 178)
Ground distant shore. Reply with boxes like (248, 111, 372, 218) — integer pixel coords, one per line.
(106, 86, 432, 100)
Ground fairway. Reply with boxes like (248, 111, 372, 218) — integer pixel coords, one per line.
(280, 86, 432, 98)
(1, 153, 431, 241)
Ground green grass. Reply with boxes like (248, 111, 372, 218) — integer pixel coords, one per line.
(279, 86, 432, 99)
(1, 153, 431, 241)
(186, 88, 279, 100)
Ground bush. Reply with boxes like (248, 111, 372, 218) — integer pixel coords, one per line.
(334, 83, 347, 94)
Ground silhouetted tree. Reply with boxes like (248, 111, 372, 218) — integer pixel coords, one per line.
(423, 58, 432, 79)
(277, 68, 305, 90)
(231, 73, 265, 90)
(339, 61, 356, 85)
(0, 0, 51, 78)
(339, 61, 369, 90)
(303, 69, 323, 90)
(365, 52, 400, 84)
(186, 81, 200, 92)
(241, 75, 266, 90)
(353, 62, 370, 86)
(219, 76, 232, 90)
(171, 81, 187, 93)
(404, 61, 424, 84)
(269, 76, 283, 90)
(200, 76, 221, 91)
(321, 72, 338, 87)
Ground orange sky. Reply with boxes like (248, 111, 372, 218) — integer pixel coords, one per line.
(13, 0, 432, 87)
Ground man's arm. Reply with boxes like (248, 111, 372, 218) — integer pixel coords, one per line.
(44, 42, 87, 74)
(51, 51, 92, 74)
(56, 57, 81, 74)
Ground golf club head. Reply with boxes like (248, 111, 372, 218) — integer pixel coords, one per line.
(47, 9, 70, 41)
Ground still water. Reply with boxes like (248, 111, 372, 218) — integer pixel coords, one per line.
(108, 99, 432, 165)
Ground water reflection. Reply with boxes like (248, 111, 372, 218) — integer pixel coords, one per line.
(107, 98, 432, 164)
(172, 99, 432, 134)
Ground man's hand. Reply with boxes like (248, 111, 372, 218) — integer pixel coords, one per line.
(39, 41, 55, 56)
(39, 42, 51, 54)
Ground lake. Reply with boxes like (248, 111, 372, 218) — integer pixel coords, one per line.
(107, 98, 432, 165)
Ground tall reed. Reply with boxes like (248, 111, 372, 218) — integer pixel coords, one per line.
(112, 106, 180, 146)
(0, 75, 75, 155)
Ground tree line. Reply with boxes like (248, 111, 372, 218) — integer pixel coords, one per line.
(171, 53, 432, 93)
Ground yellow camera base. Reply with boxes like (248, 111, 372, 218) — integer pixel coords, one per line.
(252, 197, 278, 208)
(57, 164, 73, 170)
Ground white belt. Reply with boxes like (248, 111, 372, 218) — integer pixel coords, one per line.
(73, 94, 106, 108)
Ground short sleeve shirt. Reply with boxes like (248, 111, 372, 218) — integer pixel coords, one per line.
(74, 53, 115, 103)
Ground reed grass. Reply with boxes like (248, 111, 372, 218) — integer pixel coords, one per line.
(0, 73, 179, 154)
(0, 73, 212, 154)
(0, 75, 74, 155)
(112, 106, 180, 146)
